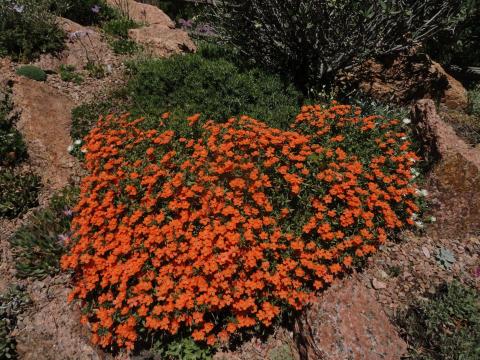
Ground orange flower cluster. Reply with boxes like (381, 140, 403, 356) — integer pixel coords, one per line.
(62, 104, 419, 350)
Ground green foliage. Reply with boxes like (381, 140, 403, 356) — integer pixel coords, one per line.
(0, 0, 65, 61)
(86, 61, 106, 79)
(59, 65, 83, 84)
(10, 186, 78, 279)
(55, 0, 116, 26)
(0, 128, 28, 167)
(110, 39, 139, 54)
(15, 65, 47, 82)
(71, 90, 130, 140)
(102, 17, 138, 38)
(211, 0, 461, 93)
(469, 84, 480, 117)
(70, 48, 300, 143)
(0, 286, 30, 360)
(149, 337, 213, 360)
(102, 16, 139, 55)
(0, 90, 28, 167)
(0, 169, 40, 219)
(127, 53, 302, 129)
(427, 0, 480, 68)
(398, 281, 480, 359)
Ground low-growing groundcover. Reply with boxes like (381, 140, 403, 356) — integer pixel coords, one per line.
(398, 281, 480, 359)
(61, 103, 420, 351)
(0, 169, 41, 219)
(127, 53, 302, 129)
(10, 186, 79, 279)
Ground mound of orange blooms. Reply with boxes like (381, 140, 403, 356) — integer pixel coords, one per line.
(61, 103, 420, 350)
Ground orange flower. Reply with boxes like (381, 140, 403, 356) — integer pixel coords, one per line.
(187, 113, 201, 126)
(63, 108, 419, 350)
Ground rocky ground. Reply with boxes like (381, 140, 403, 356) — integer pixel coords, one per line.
(0, 1, 479, 359)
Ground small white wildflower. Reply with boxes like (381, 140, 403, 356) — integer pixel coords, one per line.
(415, 220, 424, 229)
(401, 136, 407, 140)
(67, 144, 74, 153)
(403, 118, 412, 125)
(74, 139, 82, 145)
(430, 216, 437, 223)
(13, 4, 24, 13)
(415, 189, 429, 197)
(81, 148, 87, 154)
(411, 213, 418, 220)
(411, 168, 419, 178)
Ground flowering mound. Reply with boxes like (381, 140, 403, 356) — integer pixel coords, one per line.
(61, 104, 419, 350)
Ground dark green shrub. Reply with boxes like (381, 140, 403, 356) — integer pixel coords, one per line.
(10, 186, 78, 279)
(110, 39, 139, 54)
(0, 169, 41, 219)
(398, 281, 480, 359)
(427, 0, 480, 68)
(0, 89, 28, 166)
(56, 0, 116, 26)
(0, 286, 30, 360)
(127, 53, 302, 129)
(0, 128, 28, 167)
(0, 0, 65, 61)
(102, 17, 138, 38)
(211, 0, 461, 93)
(15, 65, 47, 82)
(59, 65, 83, 84)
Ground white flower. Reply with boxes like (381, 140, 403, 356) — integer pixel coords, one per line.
(401, 136, 407, 140)
(81, 148, 87, 154)
(430, 216, 437, 223)
(74, 139, 82, 145)
(420, 189, 428, 197)
(67, 144, 74, 153)
(403, 118, 412, 125)
(415, 221, 424, 229)
(411, 168, 419, 178)
(411, 213, 418, 220)
(13, 4, 24, 13)
(415, 189, 429, 197)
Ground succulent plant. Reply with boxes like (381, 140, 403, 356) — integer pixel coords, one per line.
(435, 247, 456, 270)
